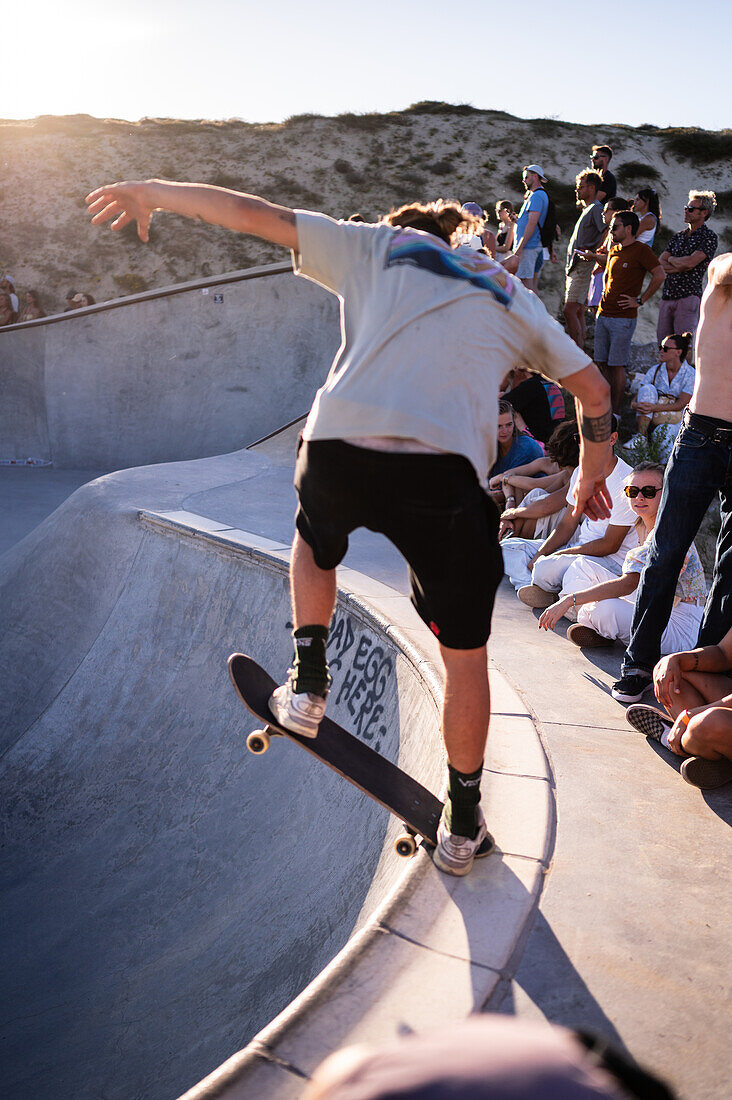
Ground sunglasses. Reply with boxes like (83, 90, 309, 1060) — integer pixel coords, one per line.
(624, 484, 661, 499)
(659, 343, 679, 351)
(684, 205, 704, 212)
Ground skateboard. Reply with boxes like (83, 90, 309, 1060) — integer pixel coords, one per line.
(227, 652, 444, 857)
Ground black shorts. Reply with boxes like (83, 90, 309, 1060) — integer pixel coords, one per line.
(294, 439, 504, 649)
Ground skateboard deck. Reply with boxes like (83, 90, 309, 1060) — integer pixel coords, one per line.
(228, 652, 443, 854)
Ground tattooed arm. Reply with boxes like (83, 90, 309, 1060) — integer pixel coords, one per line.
(86, 180, 298, 250)
(560, 364, 614, 521)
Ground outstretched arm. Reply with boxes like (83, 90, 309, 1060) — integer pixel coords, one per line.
(560, 363, 613, 521)
(86, 179, 298, 250)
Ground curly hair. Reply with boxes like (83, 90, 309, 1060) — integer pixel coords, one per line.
(546, 419, 581, 469)
(382, 200, 480, 245)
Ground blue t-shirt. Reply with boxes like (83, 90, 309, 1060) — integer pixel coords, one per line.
(515, 189, 549, 251)
(490, 432, 544, 478)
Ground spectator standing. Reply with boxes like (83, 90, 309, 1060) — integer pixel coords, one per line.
(657, 191, 718, 344)
(18, 289, 46, 322)
(594, 210, 665, 413)
(494, 200, 515, 257)
(590, 144, 617, 203)
(458, 201, 496, 257)
(503, 367, 555, 444)
(511, 164, 549, 292)
(633, 187, 661, 246)
(563, 170, 605, 348)
(586, 197, 631, 309)
(612, 252, 732, 703)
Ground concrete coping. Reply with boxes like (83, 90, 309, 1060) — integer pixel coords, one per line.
(139, 508, 556, 1099)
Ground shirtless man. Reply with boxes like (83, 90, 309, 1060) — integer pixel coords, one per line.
(613, 252, 732, 702)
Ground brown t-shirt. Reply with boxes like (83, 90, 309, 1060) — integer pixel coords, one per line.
(599, 241, 659, 318)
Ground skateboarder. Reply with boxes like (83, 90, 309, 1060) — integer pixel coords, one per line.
(86, 179, 613, 875)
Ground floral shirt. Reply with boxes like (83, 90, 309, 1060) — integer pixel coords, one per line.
(624, 532, 707, 606)
(662, 224, 718, 300)
(641, 361, 696, 398)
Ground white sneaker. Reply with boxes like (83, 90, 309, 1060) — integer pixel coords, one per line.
(433, 806, 493, 877)
(269, 671, 327, 738)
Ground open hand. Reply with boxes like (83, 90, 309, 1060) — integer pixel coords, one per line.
(538, 597, 570, 631)
(86, 180, 157, 242)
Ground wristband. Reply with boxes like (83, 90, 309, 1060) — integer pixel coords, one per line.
(678, 710, 691, 728)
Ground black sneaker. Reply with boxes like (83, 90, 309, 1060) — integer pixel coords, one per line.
(611, 673, 652, 703)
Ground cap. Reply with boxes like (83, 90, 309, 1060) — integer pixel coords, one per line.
(66, 288, 78, 299)
(523, 164, 548, 182)
(462, 201, 484, 217)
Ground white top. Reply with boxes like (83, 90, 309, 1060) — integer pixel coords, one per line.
(566, 457, 637, 566)
(635, 214, 658, 246)
(293, 213, 592, 488)
(641, 360, 696, 397)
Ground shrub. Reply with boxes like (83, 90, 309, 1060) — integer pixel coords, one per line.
(336, 112, 389, 132)
(662, 129, 732, 163)
(429, 158, 454, 176)
(615, 161, 662, 186)
(210, 171, 241, 190)
(713, 188, 732, 216)
(113, 273, 149, 295)
(406, 101, 480, 116)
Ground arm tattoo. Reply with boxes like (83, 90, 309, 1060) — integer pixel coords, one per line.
(580, 410, 613, 442)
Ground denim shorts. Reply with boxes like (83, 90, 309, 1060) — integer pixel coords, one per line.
(594, 313, 637, 366)
(294, 439, 504, 649)
(515, 246, 542, 280)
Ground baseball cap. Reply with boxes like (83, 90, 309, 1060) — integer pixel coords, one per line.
(462, 201, 484, 217)
(523, 164, 548, 181)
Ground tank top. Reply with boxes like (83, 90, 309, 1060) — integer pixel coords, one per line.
(635, 214, 657, 246)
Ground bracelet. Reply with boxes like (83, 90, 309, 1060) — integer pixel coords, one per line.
(689, 652, 700, 671)
(572, 593, 577, 608)
(679, 710, 691, 728)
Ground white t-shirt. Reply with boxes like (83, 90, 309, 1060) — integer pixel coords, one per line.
(293, 213, 592, 488)
(566, 457, 637, 566)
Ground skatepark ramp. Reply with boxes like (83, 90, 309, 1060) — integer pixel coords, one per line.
(0, 452, 445, 1100)
(0, 262, 339, 470)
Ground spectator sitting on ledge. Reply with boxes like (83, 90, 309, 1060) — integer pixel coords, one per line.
(536, 462, 706, 653)
(488, 400, 544, 496)
(623, 620, 732, 791)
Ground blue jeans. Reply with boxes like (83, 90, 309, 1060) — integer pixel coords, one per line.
(622, 411, 732, 677)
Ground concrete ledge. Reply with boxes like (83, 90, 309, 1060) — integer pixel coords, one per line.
(141, 511, 555, 1099)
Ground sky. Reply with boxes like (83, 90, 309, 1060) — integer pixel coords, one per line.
(2, 0, 730, 131)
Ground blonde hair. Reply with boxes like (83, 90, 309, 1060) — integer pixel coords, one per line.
(688, 190, 716, 220)
(382, 200, 480, 245)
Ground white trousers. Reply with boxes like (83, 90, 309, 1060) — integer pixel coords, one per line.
(562, 558, 704, 649)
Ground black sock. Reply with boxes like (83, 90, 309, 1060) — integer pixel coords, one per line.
(292, 625, 331, 696)
(444, 763, 483, 839)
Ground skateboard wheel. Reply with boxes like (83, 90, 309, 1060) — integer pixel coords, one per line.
(395, 834, 417, 858)
(247, 729, 270, 754)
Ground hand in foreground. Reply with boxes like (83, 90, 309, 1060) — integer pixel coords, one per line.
(571, 474, 612, 522)
(538, 596, 571, 631)
(654, 654, 685, 709)
(667, 711, 691, 756)
(498, 518, 515, 540)
(86, 181, 156, 242)
(503, 254, 520, 275)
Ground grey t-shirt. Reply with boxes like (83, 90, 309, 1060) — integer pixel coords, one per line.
(566, 201, 605, 273)
(293, 212, 592, 487)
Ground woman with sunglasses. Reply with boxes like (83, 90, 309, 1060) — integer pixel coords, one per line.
(629, 332, 695, 459)
(537, 462, 706, 649)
